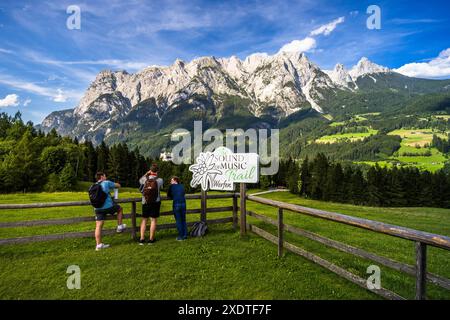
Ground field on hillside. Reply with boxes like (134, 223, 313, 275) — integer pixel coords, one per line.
(0, 190, 449, 300)
(388, 129, 448, 147)
(315, 128, 378, 143)
(357, 129, 449, 172)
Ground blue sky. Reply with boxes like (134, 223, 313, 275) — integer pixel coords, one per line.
(0, 0, 449, 124)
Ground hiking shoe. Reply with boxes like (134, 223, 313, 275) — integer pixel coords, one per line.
(138, 239, 146, 246)
(95, 243, 110, 251)
(116, 224, 127, 233)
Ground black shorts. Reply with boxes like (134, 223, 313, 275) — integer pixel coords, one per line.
(95, 204, 121, 221)
(142, 202, 161, 218)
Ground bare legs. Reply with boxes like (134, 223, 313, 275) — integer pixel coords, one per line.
(139, 217, 157, 241)
(117, 207, 123, 225)
(140, 218, 147, 241)
(95, 220, 104, 245)
(95, 206, 124, 247)
(150, 218, 157, 240)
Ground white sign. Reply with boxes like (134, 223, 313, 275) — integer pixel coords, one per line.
(189, 147, 259, 191)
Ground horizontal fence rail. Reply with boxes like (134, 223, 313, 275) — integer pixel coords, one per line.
(0, 193, 236, 210)
(0, 193, 238, 245)
(247, 195, 450, 250)
(244, 192, 450, 300)
(2, 186, 449, 300)
(0, 207, 236, 228)
(0, 217, 234, 245)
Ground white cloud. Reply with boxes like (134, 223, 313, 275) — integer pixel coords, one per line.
(23, 99, 31, 106)
(278, 37, 317, 54)
(390, 18, 441, 25)
(53, 89, 67, 103)
(310, 17, 345, 36)
(0, 94, 20, 108)
(33, 57, 148, 71)
(275, 16, 345, 56)
(0, 48, 13, 54)
(394, 48, 450, 79)
(0, 75, 83, 102)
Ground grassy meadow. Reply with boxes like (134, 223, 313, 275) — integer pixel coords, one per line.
(358, 129, 449, 172)
(315, 128, 378, 143)
(0, 189, 449, 300)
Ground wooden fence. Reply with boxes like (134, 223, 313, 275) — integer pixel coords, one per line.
(1, 186, 450, 300)
(0, 192, 238, 245)
(236, 184, 450, 300)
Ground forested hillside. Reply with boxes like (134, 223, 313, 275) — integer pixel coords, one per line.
(0, 112, 194, 193)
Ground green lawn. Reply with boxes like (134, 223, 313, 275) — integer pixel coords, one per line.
(315, 129, 378, 143)
(388, 129, 448, 147)
(385, 129, 448, 172)
(433, 115, 450, 120)
(329, 121, 346, 127)
(0, 190, 449, 300)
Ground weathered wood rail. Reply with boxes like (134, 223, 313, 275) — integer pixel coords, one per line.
(0, 193, 239, 245)
(236, 184, 450, 300)
(1, 186, 449, 300)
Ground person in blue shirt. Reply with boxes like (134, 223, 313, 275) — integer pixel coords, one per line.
(167, 176, 187, 241)
(94, 172, 126, 251)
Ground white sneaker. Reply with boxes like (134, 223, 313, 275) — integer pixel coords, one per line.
(116, 224, 127, 233)
(96, 243, 110, 251)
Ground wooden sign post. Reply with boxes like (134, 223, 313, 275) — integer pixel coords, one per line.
(201, 189, 207, 223)
(188, 147, 258, 234)
(240, 183, 247, 236)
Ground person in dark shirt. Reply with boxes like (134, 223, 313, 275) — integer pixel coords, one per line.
(167, 176, 187, 241)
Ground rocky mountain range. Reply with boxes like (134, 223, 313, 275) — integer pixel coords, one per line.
(38, 51, 449, 147)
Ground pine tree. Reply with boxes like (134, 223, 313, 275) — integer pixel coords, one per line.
(40, 146, 67, 174)
(299, 156, 311, 196)
(326, 163, 344, 202)
(96, 141, 109, 172)
(366, 165, 383, 206)
(107, 145, 121, 182)
(1, 129, 44, 192)
(310, 153, 329, 200)
(59, 163, 77, 191)
(287, 159, 300, 194)
(84, 141, 97, 182)
(350, 168, 367, 205)
(384, 167, 406, 206)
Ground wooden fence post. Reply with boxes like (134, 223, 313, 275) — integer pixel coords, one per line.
(278, 207, 284, 257)
(240, 183, 247, 236)
(201, 190, 207, 223)
(232, 194, 238, 231)
(415, 241, 427, 300)
(131, 201, 137, 240)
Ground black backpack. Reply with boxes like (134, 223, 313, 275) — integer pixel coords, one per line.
(189, 221, 208, 237)
(88, 183, 108, 208)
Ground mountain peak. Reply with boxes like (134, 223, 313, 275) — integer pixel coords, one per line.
(174, 58, 185, 65)
(325, 63, 355, 89)
(40, 52, 416, 145)
(349, 57, 390, 79)
(334, 63, 345, 71)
